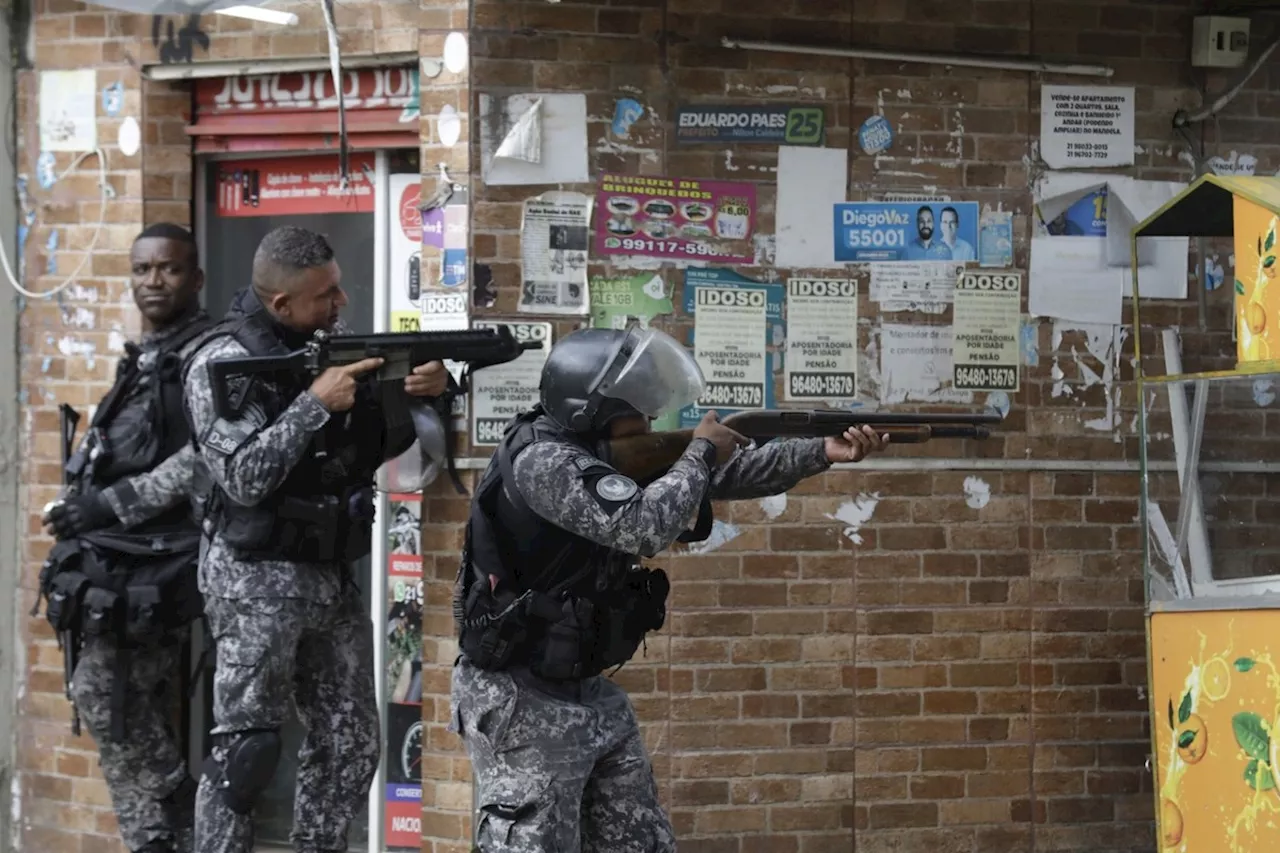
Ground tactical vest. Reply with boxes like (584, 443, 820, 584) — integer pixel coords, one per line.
(452, 407, 672, 682)
(35, 312, 213, 740)
(188, 294, 386, 564)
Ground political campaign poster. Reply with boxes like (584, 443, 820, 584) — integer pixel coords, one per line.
(675, 105, 825, 145)
(834, 201, 980, 263)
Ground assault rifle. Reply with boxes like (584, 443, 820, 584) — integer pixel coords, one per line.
(55, 403, 83, 736)
(599, 408, 1002, 484)
(206, 326, 543, 493)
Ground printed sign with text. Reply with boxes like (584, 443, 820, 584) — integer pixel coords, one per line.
(1039, 85, 1135, 169)
(596, 173, 756, 264)
(470, 321, 552, 446)
(951, 270, 1023, 392)
(675, 105, 825, 145)
(784, 278, 859, 401)
(834, 201, 980, 263)
(214, 154, 376, 218)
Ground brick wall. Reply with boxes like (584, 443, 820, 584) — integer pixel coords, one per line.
(11, 0, 1277, 852)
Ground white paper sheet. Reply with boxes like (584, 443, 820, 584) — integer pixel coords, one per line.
(878, 324, 972, 405)
(478, 94, 589, 187)
(1028, 235, 1123, 325)
(775, 146, 847, 269)
(39, 69, 97, 153)
(1039, 85, 1135, 170)
(518, 191, 592, 315)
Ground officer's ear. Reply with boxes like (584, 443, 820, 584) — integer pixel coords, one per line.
(267, 289, 292, 319)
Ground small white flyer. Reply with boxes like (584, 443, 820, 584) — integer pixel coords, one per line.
(1039, 85, 1135, 170)
(951, 270, 1023, 392)
(693, 286, 768, 410)
(878, 324, 973, 405)
(518, 191, 592, 315)
(470, 321, 552, 445)
(39, 69, 97, 153)
(870, 262, 964, 313)
(784, 278, 858, 401)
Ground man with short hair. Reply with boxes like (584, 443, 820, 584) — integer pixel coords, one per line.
(938, 205, 975, 261)
(39, 222, 213, 853)
(182, 226, 449, 853)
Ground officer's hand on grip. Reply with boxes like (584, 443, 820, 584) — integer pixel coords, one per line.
(693, 410, 751, 466)
(42, 491, 117, 539)
(309, 357, 385, 412)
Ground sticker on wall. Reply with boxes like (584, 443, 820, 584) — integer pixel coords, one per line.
(979, 209, 1014, 268)
(443, 32, 468, 74)
(118, 116, 141, 157)
(858, 115, 893, 155)
(437, 105, 461, 147)
(36, 151, 57, 189)
(612, 98, 643, 138)
(45, 230, 58, 275)
(101, 82, 123, 117)
(442, 249, 467, 287)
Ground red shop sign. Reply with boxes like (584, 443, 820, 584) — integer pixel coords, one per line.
(213, 154, 376, 218)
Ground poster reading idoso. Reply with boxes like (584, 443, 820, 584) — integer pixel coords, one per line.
(470, 321, 552, 446)
(834, 201, 979, 263)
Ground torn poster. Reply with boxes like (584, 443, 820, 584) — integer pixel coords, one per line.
(680, 268, 784, 426)
(478, 93, 589, 186)
(870, 261, 964, 313)
(589, 273, 673, 330)
(39, 69, 97, 152)
(775, 146, 846, 269)
(1039, 85, 1135, 170)
(518, 191, 591, 315)
(878, 324, 973, 405)
(597, 173, 756, 264)
(951, 270, 1022, 392)
(471, 321, 552, 446)
(784, 278, 858, 401)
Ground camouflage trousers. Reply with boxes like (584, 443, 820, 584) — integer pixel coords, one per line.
(71, 634, 194, 853)
(450, 657, 676, 853)
(194, 589, 379, 853)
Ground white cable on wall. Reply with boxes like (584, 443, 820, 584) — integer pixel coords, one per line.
(0, 148, 111, 300)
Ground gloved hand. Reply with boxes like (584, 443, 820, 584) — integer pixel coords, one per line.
(42, 491, 117, 539)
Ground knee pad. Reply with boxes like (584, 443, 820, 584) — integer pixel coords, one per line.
(202, 729, 281, 816)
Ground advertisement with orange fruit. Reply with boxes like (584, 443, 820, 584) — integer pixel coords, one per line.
(1234, 195, 1280, 366)
(1150, 610, 1280, 852)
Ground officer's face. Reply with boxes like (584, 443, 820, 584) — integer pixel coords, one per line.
(609, 414, 650, 438)
(130, 237, 203, 327)
(273, 260, 348, 333)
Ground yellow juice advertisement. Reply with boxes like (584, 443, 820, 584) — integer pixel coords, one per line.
(1151, 610, 1280, 852)
(1234, 195, 1280, 365)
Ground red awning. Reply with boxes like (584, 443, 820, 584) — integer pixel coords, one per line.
(187, 66, 419, 154)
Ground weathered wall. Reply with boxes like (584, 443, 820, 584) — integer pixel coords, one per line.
(10, 0, 1274, 851)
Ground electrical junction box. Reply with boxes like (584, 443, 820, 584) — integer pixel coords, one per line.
(1192, 15, 1250, 68)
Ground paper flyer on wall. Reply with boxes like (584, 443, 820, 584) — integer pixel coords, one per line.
(834, 201, 979, 263)
(588, 273, 674, 330)
(870, 262, 964, 313)
(518, 192, 592, 315)
(951, 271, 1023, 392)
(680, 269, 784, 427)
(596, 173, 756, 264)
(471, 321, 552, 445)
(784, 278, 858, 401)
(877, 324, 973, 405)
(978, 210, 1014, 268)
(1039, 85, 1135, 170)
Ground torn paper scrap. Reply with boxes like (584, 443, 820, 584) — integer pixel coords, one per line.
(479, 93, 589, 187)
(494, 98, 542, 165)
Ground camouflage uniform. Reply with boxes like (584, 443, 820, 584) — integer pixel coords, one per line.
(452, 435, 832, 852)
(183, 324, 388, 853)
(66, 311, 213, 853)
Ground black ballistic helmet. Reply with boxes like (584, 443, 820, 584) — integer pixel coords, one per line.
(539, 322, 705, 435)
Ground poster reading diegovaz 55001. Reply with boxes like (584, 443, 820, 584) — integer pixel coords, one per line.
(834, 201, 980, 263)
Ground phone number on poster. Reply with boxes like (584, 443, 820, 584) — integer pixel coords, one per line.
(609, 238, 733, 257)
(954, 365, 1018, 390)
(473, 418, 507, 444)
(700, 382, 764, 408)
(789, 372, 855, 398)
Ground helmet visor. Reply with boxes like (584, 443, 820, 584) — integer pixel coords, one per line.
(599, 327, 705, 419)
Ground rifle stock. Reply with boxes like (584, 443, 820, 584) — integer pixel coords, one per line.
(599, 408, 999, 482)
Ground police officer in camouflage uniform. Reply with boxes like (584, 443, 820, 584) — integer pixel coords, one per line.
(181, 226, 449, 853)
(40, 223, 213, 853)
(451, 324, 889, 851)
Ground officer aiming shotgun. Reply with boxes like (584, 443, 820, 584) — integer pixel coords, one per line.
(600, 407, 1001, 483)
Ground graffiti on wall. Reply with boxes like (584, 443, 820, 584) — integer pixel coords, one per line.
(152, 14, 210, 65)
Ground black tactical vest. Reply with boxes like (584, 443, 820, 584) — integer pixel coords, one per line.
(453, 407, 671, 682)
(190, 289, 387, 564)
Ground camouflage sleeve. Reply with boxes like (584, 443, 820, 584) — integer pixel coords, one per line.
(707, 437, 831, 501)
(100, 444, 196, 528)
(511, 437, 716, 558)
(185, 336, 331, 507)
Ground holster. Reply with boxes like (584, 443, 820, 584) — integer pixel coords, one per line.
(220, 488, 374, 563)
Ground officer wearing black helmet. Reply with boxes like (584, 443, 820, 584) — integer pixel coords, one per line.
(450, 323, 888, 852)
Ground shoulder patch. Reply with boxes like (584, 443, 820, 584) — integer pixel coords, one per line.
(573, 455, 599, 471)
(595, 473, 639, 503)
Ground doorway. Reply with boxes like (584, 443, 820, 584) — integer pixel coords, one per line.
(193, 147, 422, 851)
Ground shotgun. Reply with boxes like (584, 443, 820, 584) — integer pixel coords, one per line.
(598, 408, 1001, 483)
